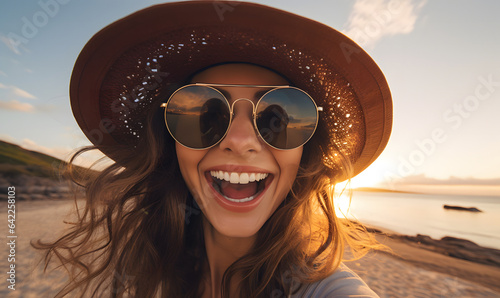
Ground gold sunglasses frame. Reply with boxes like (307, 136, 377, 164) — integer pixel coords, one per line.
(160, 83, 323, 150)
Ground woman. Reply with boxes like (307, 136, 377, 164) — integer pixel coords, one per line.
(35, 1, 392, 297)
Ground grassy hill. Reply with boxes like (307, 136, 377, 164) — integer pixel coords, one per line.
(0, 140, 66, 179)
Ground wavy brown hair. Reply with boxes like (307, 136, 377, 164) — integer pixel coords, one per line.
(33, 96, 385, 297)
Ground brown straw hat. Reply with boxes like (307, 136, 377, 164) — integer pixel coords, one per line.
(70, 1, 392, 180)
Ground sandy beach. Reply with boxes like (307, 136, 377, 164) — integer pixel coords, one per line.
(1, 199, 499, 297)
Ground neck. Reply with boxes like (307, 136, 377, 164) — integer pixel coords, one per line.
(202, 216, 256, 297)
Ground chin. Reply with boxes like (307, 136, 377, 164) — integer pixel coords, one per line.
(199, 189, 279, 238)
(211, 217, 263, 238)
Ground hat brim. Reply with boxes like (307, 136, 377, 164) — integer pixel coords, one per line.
(70, 1, 392, 179)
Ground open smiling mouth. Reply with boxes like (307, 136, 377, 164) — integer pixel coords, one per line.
(205, 171, 273, 203)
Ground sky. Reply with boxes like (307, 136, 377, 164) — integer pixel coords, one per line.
(1, 0, 499, 195)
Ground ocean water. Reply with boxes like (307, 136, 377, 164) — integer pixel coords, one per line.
(339, 191, 500, 250)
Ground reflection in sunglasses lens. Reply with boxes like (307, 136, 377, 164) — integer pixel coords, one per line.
(256, 88, 317, 149)
(256, 104, 289, 149)
(200, 98, 230, 147)
(166, 86, 229, 148)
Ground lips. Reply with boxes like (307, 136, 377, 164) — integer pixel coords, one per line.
(204, 166, 274, 212)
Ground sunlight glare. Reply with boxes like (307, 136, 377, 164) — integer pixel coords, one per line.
(333, 180, 353, 219)
(350, 162, 388, 188)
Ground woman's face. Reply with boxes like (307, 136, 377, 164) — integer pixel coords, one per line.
(175, 63, 303, 237)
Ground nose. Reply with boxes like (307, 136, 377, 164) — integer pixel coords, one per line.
(218, 99, 262, 156)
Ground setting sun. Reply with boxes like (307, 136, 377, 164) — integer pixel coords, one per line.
(349, 162, 388, 188)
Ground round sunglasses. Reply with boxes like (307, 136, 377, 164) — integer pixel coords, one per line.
(160, 83, 322, 150)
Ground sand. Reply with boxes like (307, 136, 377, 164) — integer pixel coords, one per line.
(1, 199, 499, 297)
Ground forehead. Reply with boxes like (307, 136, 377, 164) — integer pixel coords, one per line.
(190, 63, 289, 86)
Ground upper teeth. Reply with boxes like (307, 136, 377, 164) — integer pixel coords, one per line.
(210, 171, 269, 184)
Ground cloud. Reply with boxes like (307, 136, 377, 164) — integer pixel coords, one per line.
(393, 174, 500, 186)
(0, 134, 16, 143)
(0, 70, 6, 77)
(0, 33, 22, 55)
(0, 83, 37, 99)
(12, 86, 36, 99)
(0, 99, 34, 112)
(343, 0, 427, 48)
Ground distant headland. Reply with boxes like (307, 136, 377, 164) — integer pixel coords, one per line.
(353, 187, 418, 194)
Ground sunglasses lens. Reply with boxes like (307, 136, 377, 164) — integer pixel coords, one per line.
(165, 86, 230, 148)
(256, 88, 318, 149)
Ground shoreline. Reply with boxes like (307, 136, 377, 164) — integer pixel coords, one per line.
(362, 224, 500, 293)
(366, 224, 500, 266)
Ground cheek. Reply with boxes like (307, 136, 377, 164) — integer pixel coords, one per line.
(274, 147, 303, 198)
(277, 147, 303, 175)
(175, 143, 207, 189)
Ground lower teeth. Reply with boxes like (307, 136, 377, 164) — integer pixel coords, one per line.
(222, 194, 257, 203)
(212, 181, 263, 203)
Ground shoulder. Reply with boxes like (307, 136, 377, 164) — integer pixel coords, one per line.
(291, 263, 379, 298)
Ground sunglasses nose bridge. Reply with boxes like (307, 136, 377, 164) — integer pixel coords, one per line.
(229, 98, 257, 118)
(230, 98, 256, 110)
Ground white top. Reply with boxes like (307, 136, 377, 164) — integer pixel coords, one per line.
(290, 264, 379, 297)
